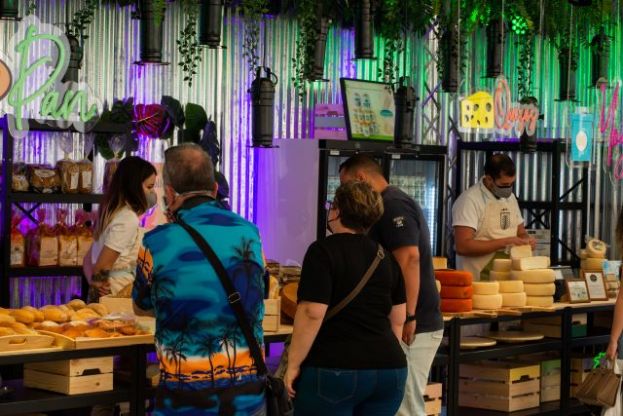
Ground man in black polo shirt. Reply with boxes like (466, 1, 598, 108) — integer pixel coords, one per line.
(340, 155, 443, 416)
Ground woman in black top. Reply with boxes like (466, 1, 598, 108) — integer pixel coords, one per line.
(285, 181, 407, 416)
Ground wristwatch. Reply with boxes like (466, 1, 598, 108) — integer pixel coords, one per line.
(405, 313, 416, 323)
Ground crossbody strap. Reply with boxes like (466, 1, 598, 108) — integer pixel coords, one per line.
(324, 244, 385, 321)
(176, 217, 270, 376)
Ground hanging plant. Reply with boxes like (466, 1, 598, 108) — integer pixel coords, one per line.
(241, 0, 268, 74)
(139, 0, 167, 63)
(95, 98, 135, 159)
(177, 0, 202, 86)
(0, 0, 19, 19)
(354, 0, 375, 59)
(26, 0, 36, 15)
(134, 104, 172, 139)
(377, 0, 402, 84)
(558, 46, 578, 101)
(590, 27, 610, 87)
(199, 0, 224, 48)
(516, 35, 534, 99)
(67, 0, 100, 41)
(292, 0, 320, 96)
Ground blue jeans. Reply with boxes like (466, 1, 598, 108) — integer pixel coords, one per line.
(293, 367, 407, 416)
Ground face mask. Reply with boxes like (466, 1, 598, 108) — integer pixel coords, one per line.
(146, 191, 158, 209)
(491, 183, 513, 199)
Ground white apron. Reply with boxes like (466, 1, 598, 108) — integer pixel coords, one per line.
(457, 184, 521, 280)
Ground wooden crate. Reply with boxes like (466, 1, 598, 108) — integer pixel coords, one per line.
(262, 315, 280, 332)
(424, 383, 442, 416)
(24, 368, 113, 395)
(541, 385, 560, 402)
(459, 361, 540, 412)
(264, 298, 281, 316)
(25, 357, 113, 377)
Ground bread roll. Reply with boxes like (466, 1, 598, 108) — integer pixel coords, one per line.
(0, 308, 11, 315)
(0, 327, 16, 336)
(85, 328, 111, 338)
(42, 307, 69, 323)
(68, 299, 87, 311)
(10, 309, 35, 324)
(36, 320, 64, 333)
(118, 325, 137, 335)
(10, 322, 35, 334)
(0, 314, 17, 325)
(75, 308, 100, 320)
(58, 304, 71, 314)
(21, 306, 44, 322)
(87, 303, 108, 317)
(62, 327, 86, 338)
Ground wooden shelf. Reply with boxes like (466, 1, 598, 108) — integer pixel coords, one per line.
(9, 192, 104, 204)
(8, 266, 84, 277)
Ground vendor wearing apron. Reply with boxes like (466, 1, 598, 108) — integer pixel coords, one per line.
(452, 154, 535, 280)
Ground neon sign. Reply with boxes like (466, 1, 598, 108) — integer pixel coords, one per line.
(0, 17, 100, 136)
(599, 82, 623, 180)
(459, 76, 539, 138)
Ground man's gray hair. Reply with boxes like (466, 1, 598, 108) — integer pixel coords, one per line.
(163, 143, 216, 193)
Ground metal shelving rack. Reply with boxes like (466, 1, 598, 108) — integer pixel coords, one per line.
(0, 116, 130, 307)
(442, 303, 612, 415)
(455, 140, 588, 266)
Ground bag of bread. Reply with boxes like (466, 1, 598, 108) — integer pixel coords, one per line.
(27, 209, 58, 267)
(10, 213, 25, 267)
(103, 135, 126, 193)
(56, 209, 78, 266)
(75, 209, 94, 262)
(78, 133, 94, 194)
(28, 165, 60, 193)
(56, 133, 80, 194)
(12, 162, 29, 192)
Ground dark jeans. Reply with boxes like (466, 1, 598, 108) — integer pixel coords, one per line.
(293, 367, 407, 416)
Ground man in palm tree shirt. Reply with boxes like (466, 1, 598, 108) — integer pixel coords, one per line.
(133, 144, 266, 416)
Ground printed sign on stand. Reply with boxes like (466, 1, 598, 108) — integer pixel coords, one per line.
(570, 112, 594, 162)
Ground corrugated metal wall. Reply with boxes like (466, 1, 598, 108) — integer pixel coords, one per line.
(0, 1, 622, 259)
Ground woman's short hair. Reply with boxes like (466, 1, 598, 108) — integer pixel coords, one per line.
(333, 181, 384, 233)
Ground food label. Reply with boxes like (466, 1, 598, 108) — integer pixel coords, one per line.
(70, 172, 79, 190)
(59, 236, 78, 266)
(39, 236, 58, 266)
(10, 247, 24, 266)
(81, 171, 92, 189)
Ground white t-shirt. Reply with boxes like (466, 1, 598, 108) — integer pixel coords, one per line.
(452, 178, 523, 231)
(91, 206, 142, 273)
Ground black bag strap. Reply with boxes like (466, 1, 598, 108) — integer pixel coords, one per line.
(324, 244, 385, 321)
(176, 217, 270, 376)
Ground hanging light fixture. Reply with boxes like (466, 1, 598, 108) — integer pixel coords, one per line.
(62, 34, 83, 83)
(354, 0, 375, 59)
(311, 4, 330, 81)
(198, 0, 223, 48)
(138, 0, 167, 64)
(590, 27, 609, 87)
(441, 25, 459, 93)
(0, 0, 19, 19)
(394, 77, 418, 148)
(486, 17, 505, 78)
(249, 66, 278, 147)
(558, 47, 577, 101)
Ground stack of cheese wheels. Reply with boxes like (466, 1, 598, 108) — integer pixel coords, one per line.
(490, 258, 512, 281)
(498, 279, 527, 307)
(436, 270, 473, 313)
(581, 239, 607, 274)
(509, 245, 555, 307)
(472, 281, 503, 309)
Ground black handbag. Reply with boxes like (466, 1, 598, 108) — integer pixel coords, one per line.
(176, 217, 294, 416)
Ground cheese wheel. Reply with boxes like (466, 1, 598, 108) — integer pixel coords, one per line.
(472, 294, 503, 309)
(501, 292, 527, 307)
(511, 256, 551, 271)
(493, 259, 512, 272)
(583, 258, 605, 270)
(432, 257, 448, 270)
(434, 270, 473, 287)
(441, 298, 473, 313)
(510, 269, 556, 283)
(586, 239, 607, 258)
(608, 281, 621, 290)
(526, 296, 554, 307)
(435, 279, 441, 293)
(440, 285, 473, 299)
(498, 280, 524, 293)
(510, 245, 532, 259)
(490, 270, 511, 281)
(524, 283, 556, 296)
(580, 249, 587, 260)
(473, 281, 500, 295)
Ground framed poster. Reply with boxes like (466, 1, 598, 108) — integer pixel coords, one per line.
(340, 78, 395, 142)
(583, 271, 608, 301)
(565, 279, 590, 303)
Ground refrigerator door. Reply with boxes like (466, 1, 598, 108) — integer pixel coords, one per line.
(387, 156, 442, 254)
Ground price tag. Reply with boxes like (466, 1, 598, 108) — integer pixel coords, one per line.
(391, 154, 401, 159)
(329, 150, 340, 156)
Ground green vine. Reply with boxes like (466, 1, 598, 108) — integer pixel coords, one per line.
(67, 0, 100, 41)
(152, 0, 167, 27)
(516, 34, 534, 98)
(292, 0, 320, 97)
(26, 0, 37, 15)
(177, 0, 202, 87)
(242, 0, 268, 74)
(377, 0, 402, 84)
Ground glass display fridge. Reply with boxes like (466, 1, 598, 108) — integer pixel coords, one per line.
(316, 140, 447, 255)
